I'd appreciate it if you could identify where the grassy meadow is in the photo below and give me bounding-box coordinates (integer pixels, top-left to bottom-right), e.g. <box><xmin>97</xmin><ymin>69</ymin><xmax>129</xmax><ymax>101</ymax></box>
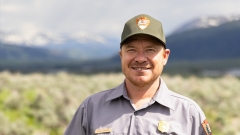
<box><xmin>0</xmin><ymin>71</ymin><xmax>240</xmax><ymax>135</ymax></box>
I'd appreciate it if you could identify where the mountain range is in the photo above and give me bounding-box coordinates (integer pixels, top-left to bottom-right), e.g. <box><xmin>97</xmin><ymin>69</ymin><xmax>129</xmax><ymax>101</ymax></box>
<box><xmin>171</xmin><ymin>14</ymin><xmax>240</xmax><ymax>34</ymax></box>
<box><xmin>168</xmin><ymin>19</ymin><xmax>240</xmax><ymax>61</ymax></box>
<box><xmin>1</xmin><ymin>14</ymin><xmax>240</xmax><ymax>73</ymax></box>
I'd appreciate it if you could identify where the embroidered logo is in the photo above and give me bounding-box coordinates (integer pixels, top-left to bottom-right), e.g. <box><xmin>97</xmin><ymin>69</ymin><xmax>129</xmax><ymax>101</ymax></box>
<box><xmin>136</xmin><ymin>16</ymin><xmax>150</xmax><ymax>29</ymax></box>
<box><xmin>158</xmin><ymin>120</ymin><xmax>170</xmax><ymax>133</ymax></box>
<box><xmin>202</xmin><ymin>119</ymin><xmax>212</xmax><ymax>135</ymax></box>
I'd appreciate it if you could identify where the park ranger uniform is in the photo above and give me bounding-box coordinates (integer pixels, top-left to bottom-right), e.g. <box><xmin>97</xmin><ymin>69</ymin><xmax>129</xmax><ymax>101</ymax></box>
<box><xmin>65</xmin><ymin>14</ymin><xmax>212</xmax><ymax>135</ymax></box>
<box><xmin>64</xmin><ymin>79</ymin><xmax>211</xmax><ymax>135</ymax></box>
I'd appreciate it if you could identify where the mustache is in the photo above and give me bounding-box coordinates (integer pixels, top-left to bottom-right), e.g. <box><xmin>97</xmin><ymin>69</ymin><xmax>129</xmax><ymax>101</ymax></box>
<box><xmin>130</xmin><ymin>62</ymin><xmax>151</xmax><ymax>67</ymax></box>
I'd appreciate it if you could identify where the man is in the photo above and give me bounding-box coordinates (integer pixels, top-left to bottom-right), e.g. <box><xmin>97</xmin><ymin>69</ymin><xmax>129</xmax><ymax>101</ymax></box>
<box><xmin>64</xmin><ymin>14</ymin><xmax>212</xmax><ymax>135</ymax></box>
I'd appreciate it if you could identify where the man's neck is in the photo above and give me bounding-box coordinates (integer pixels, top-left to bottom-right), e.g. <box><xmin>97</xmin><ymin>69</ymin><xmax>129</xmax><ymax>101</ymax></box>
<box><xmin>125</xmin><ymin>78</ymin><xmax>161</xmax><ymax>109</ymax></box>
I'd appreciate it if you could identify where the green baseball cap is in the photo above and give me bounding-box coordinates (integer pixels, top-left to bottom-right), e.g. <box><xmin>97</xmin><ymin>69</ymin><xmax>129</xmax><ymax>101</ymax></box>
<box><xmin>120</xmin><ymin>14</ymin><xmax>166</xmax><ymax>48</ymax></box>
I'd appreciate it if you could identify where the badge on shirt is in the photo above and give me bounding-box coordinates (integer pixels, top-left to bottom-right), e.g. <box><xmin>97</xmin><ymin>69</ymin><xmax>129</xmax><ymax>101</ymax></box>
<box><xmin>158</xmin><ymin>120</ymin><xmax>170</xmax><ymax>133</ymax></box>
<box><xmin>202</xmin><ymin>119</ymin><xmax>212</xmax><ymax>135</ymax></box>
<box><xmin>95</xmin><ymin>128</ymin><xmax>112</xmax><ymax>134</ymax></box>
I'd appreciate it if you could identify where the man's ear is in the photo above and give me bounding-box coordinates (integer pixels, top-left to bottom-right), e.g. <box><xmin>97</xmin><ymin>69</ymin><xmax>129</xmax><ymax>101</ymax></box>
<box><xmin>163</xmin><ymin>49</ymin><xmax>170</xmax><ymax>65</ymax></box>
<box><xmin>119</xmin><ymin>49</ymin><xmax>122</xmax><ymax>59</ymax></box>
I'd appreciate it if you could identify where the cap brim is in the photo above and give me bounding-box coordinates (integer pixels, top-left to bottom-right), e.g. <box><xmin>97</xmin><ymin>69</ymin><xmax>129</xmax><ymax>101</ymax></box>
<box><xmin>120</xmin><ymin>33</ymin><xmax>166</xmax><ymax>48</ymax></box>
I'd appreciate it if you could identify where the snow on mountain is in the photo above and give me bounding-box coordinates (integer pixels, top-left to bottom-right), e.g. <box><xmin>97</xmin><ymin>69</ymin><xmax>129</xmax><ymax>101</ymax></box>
<box><xmin>0</xmin><ymin>30</ymin><xmax>109</xmax><ymax>47</ymax></box>
<box><xmin>171</xmin><ymin>14</ymin><xmax>240</xmax><ymax>35</ymax></box>
<box><xmin>0</xmin><ymin>31</ymin><xmax>65</xmax><ymax>46</ymax></box>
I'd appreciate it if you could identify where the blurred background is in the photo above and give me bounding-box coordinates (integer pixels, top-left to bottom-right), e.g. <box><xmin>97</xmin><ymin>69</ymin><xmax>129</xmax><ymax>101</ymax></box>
<box><xmin>1</xmin><ymin>0</ymin><xmax>240</xmax><ymax>134</ymax></box>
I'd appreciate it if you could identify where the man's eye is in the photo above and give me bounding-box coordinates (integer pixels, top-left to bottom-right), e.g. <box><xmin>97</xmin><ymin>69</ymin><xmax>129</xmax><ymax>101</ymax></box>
<box><xmin>146</xmin><ymin>49</ymin><xmax>156</xmax><ymax>52</ymax></box>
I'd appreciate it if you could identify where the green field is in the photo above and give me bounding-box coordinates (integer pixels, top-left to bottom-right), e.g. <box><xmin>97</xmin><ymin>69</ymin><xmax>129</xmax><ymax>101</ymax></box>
<box><xmin>0</xmin><ymin>71</ymin><xmax>239</xmax><ymax>135</ymax></box>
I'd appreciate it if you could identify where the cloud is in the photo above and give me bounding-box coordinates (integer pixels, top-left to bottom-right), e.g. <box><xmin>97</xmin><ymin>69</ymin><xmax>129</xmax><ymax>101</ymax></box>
<box><xmin>1</xmin><ymin>0</ymin><xmax>240</xmax><ymax>46</ymax></box>
<box><xmin>0</xmin><ymin>22</ymin><xmax>65</xmax><ymax>46</ymax></box>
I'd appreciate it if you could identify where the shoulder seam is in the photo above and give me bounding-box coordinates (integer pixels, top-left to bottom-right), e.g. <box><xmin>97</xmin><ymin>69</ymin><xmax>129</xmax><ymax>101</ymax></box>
<box><xmin>168</xmin><ymin>90</ymin><xmax>199</xmax><ymax>107</ymax></box>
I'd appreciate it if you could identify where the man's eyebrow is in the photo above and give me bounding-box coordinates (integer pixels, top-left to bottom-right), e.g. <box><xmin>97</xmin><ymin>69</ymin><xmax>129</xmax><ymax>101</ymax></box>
<box><xmin>125</xmin><ymin>44</ymin><xmax>135</xmax><ymax>48</ymax></box>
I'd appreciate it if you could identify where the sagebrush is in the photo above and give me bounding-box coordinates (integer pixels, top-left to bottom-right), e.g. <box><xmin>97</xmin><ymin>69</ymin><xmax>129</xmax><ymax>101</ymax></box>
<box><xmin>0</xmin><ymin>71</ymin><xmax>239</xmax><ymax>135</ymax></box>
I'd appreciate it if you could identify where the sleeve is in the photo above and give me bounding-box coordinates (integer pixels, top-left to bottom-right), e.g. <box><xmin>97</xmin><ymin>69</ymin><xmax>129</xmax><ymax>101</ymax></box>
<box><xmin>64</xmin><ymin>102</ymin><xmax>88</xmax><ymax>135</ymax></box>
<box><xmin>188</xmin><ymin>104</ymin><xmax>212</xmax><ymax>135</ymax></box>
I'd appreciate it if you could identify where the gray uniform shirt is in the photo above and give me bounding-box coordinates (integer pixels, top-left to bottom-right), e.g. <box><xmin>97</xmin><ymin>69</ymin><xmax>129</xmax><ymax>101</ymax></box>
<box><xmin>65</xmin><ymin>79</ymin><xmax>209</xmax><ymax>135</ymax></box>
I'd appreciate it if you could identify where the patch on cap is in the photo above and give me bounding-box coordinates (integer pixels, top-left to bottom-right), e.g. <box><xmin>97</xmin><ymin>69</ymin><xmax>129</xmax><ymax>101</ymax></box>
<box><xmin>202</xmin><ymin>119</ymin><xmax>212</xmax><ymax>135</ymax></box>
<box><xmin>136</xmin><ymin>16</ymin><xmax>150</xmax><ymax>30</ymax></box>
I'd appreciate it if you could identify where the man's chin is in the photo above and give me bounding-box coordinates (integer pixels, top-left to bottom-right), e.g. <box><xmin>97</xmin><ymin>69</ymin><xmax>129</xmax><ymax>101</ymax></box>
<box><xmin>126</xmin><ymin>74</ymin><xmax>160</xmax><ymax>87</ymax></box>
<box><xmin>129</xmin><ymin>77</ymin><xmax>151</xmax><ymax>87</ymax></box>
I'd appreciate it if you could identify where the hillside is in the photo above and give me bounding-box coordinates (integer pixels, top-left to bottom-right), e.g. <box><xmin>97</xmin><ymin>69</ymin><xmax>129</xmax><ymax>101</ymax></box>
<box><xmin>0</xmin><ymin>43</ymin><xmax>75</xmax><ymax>73</ymax></box>
<box><xmin>43</xmin><ymin>39</ymin><xmax>119</xmax><ymax>60</ymax></box>
<box><xmin>167</xmin><ymin>20</ymin><xmax>240</xmax><ymax>61</ymax></box>
<box><xmin>0</xmin><ymin>42</ymin><xmax>70</xmax><ymax>61</ymax></box>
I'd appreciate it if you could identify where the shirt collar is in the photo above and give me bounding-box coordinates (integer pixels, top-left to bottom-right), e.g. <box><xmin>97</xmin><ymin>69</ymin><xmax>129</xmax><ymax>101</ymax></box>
<box><xmin>105</xmin><ymin>81</ymin><xmax>128</xmax><ymax>102</ymax></box>
<box><xmin>106</xmin><ymin>78</ymin><xmax>175</xmax><ymax>110</ymax></box>
<box><xmin>153</xmin><ymin>78</ymin><xmax>175</xmax><ymax>110</ymax></box>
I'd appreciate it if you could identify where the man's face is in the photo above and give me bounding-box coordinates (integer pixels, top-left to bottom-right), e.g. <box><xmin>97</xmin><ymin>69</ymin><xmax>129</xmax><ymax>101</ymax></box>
<box><xmin>119</xmin><ymin>35</ymin><xmax>170</xmax><ymax>87</ymax></box>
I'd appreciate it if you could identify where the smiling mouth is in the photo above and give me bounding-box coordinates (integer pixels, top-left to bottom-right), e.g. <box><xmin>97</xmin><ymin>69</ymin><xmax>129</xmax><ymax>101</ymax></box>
<box><xmin>132</xmin><ymin>67</ymin><xmax>150</xmax><ymax>70</ymax></box>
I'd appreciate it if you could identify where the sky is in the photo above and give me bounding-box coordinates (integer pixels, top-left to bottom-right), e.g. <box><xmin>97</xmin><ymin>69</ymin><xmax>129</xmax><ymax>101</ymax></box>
<box><xmin>1</xmin><ymin>0</ymin><xmax>240</xmax><ymax>46</ymax></box>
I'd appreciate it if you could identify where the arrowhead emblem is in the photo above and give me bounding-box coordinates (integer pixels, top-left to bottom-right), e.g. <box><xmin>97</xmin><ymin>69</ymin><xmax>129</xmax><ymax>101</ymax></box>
<box><xmin>136</xmin><ymin>16</ymin><xmax>150</xmax><ymax>30</ymax></box>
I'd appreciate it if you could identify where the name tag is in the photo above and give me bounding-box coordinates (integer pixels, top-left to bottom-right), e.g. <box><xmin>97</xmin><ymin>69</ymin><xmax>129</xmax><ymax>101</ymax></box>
<box><xmin>95</xmin><ymin>128</ymin><xmax>112</xmax><ymax>134</ymax></box>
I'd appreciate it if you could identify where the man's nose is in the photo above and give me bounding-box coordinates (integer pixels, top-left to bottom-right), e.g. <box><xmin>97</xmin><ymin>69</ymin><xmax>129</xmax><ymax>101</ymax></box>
<box><xmin>134</xmin><ymin>51</ymin><xmax>147</xmax><ymax>63</ymax></box>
